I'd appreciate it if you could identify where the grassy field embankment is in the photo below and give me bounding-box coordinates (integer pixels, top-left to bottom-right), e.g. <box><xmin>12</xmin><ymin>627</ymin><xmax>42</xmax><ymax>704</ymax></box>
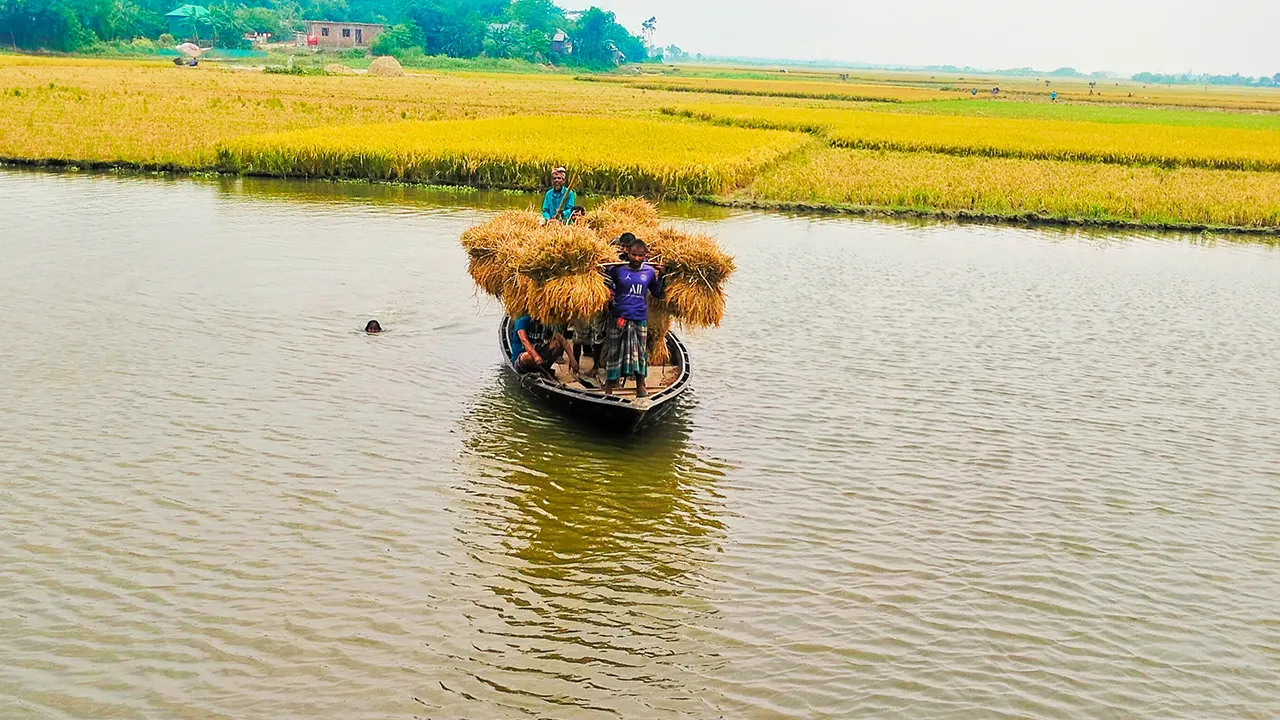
<box><xmin>576</xmin><ymin>75</ymin><xmax>968</xmax><ymax>102</ymax></box>
<box><xmin>2</xmin><ymin>55</ymin><xmax>1279</xmax><ymax>232</ymax></box>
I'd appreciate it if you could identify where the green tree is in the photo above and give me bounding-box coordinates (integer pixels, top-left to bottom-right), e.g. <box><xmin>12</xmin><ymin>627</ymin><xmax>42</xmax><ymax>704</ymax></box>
<box><xmin>207</xmin><ymin>3</ymin><xmax>283</xmax><ymax>47</ymax></box>
<box><xmin>0</xmin><ymin>0</ymin><xmax>93</xmax><ymax>49</ymax></box>
<box><xmin>370</xmin><ymin>21</ymin><xmax>419</xmax><ymax>55</ymax></box>
<box><xmin>84</xmin><ymin>0</ymin><xmax>164</xmax><ymax>41</ymax></box>
<box><xmin>237</xmin><ymin>6</ymin><xmax>282</xmax><ymax>35</ymax></box>
<box><xmin>607</xmin><ymin>19</ymin><xmax>644</xmax><ymax>63</ymax></box>
<box><xmin>569</xmin><ymin>6</ymin><xmax>646</xmax><ymax>67</ymax></box>
<box><xmin>344</xmin><ymin>0</ymin><xmax>390</xmax><ymax>23</ymax></box>
<box><xmin>508</xmin><ymin>0</ymin><xmax>562</xmax><ymax>35</ymax></box>
<box><xmin>482</xmin><ymin>21</ymin><xmax>522</xmax><ymax>58</ymax></box>
<box><xmin>569</xmin><ymin>6</ymin><xmax>611</xmax><ymax>66</ymax></box>
<box><xmin>296</xmin><ymin>0</ymin><xmax>353</xmax><ymax>23</ymax></box>
<box><xmin>401</xmin><ymin>0</ymin><xmax>488</xmax><ymax>57</ymax></box>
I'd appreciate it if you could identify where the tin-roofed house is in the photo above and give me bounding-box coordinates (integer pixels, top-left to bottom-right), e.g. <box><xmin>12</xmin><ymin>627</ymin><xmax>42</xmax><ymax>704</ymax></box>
<box><xmin>303</xmin><ymin>20</ymin><xmax>385</xmax><ymax>49</ymax></box>
<box><xmin>549</xmin><ymin>30</ymin><xmax>570</xmax><ymax>55</ymax></box>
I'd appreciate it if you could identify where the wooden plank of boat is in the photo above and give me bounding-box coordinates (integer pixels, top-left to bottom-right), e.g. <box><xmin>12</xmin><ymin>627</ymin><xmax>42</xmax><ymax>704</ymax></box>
<box><xmin>498</xmin><ymin>316</ymin><xmax>691</xmax><ymax>434</ymax></box>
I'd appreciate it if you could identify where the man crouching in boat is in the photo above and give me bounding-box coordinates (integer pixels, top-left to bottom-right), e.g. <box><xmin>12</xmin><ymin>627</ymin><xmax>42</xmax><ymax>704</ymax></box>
<box><xmin>604</xmin><ymin>237</ymin><xmax>664</xmax><ymax>399</ymax></box>
<box><xmin>512</xmin><ymin>315</ymin><xmax>579</xmax><ymax>377</ymax></box>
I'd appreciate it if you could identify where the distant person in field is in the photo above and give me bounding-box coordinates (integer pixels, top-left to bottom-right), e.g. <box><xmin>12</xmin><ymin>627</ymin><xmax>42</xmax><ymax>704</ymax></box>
<box><xmin>541</xmin><ymin>167</ymin><xmax>576</xmax><ymax>225</ymax></box>
<box><xmin>568</xmin><ymin>205</ymin><xmax>586</xmax><ymax>225</ymax></box>
<box><xmin>604</xmin><ymin>238</ymin><xmax>665</xmax><ymax>399</ymax></box>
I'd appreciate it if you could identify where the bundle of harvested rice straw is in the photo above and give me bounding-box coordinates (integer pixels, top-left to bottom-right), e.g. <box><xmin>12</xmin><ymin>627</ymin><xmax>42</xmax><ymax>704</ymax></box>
<box><xmin>461</xmin><ymin>198</ymin><xmax>735</xmax><ymax>364</ymax></box>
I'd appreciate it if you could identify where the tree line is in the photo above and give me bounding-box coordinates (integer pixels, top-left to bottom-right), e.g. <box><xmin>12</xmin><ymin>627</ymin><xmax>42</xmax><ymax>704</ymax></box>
<box><xmin>1131</xmin><ymin>71</ymin><xmax>1280</xmax><ymax>88</ymax></box>
<box><xmin>0</xmin><ymin>0</ymin><xmax>655</xmax><ymax>67</ymax></box>
<box><xmin>376</xmin><ymin>0</ymin><xmax>647</xmax><ymax>67</ymax></box>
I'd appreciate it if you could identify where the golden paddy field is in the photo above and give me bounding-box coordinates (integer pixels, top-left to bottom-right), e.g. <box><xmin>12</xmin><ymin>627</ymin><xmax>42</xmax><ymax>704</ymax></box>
<box><xmin>747</xmin><ymin>146</ymin><xmax>1280</xmax><ymax>228</ymax></box>
<box><xmin>218</xmin><ymin>116</ymin><xmax>811</xmax><ymax>196</ymax></box>
<box><xmin>663</xmin><ymin>104</ymin><xmax>1280</xmax><ymax>170</ymax></box>
<box><xmin>2</xmin><ymin>54</ymin><xmax>1279</xmax><ymax>231</ymax></box>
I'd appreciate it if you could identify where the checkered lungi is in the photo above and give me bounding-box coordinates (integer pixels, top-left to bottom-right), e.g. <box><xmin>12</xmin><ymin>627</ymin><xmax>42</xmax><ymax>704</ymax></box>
<box><xmin>605</xmin><ymin>317</ymin><xmax>647</xmax><ymax>382</ymax></box>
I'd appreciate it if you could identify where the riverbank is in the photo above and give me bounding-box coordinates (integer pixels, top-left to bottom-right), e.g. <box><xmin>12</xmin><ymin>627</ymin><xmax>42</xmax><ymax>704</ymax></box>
<box><xmin>11</xmin><ymin>160</ymin><xmax>1278</xmax><ymax>240</ymax></box>
<box><xmin>3</xmin><ymin>55</ymin><xmax>1278</xmax><ymax>233</ymax></box>
<box><xmin>713</xmin><ymin>196</ymin><xmax>1280</xmax><ymax>238</ymax></box>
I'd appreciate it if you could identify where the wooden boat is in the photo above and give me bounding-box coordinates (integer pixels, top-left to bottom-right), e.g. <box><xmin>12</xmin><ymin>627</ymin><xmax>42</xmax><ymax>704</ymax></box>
<box><xmin>499</xmin><ymin>316</ymin><xmax>691</xmax><ymax>434</ymax></box>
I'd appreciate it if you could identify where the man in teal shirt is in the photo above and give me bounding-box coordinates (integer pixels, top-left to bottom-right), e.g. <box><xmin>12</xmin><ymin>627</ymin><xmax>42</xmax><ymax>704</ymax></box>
<box><xmin>541</xmin><ymin>167</ymin><xmax>576</xmax><ymax>224</ymax></box>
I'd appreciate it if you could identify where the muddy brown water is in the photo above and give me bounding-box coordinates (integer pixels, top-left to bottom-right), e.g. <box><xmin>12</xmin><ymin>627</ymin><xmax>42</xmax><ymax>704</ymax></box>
<box><xmin>2</xmin><ymin>169</ymin><xmax>1279</xmax><ymax>719</ymax></box>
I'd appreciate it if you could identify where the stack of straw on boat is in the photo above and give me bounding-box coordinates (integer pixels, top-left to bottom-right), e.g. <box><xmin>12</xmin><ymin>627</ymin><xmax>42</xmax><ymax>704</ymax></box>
<box><xmin>644</xmin><ymin>227</ymin><xmax>735</xmax><ymax>364</ymax></box>
<box><xmin>461</xmin><ymin>198</ymin><xmax>735</xmax><ymax>364</ymax></box>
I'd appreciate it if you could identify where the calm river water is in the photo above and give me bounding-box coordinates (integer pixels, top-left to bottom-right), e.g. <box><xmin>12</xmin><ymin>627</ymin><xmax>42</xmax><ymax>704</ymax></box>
<box><xmin>2</xmin><ymin>169</ymin><xmax>1279</xmax><ymax>719</ymax></box>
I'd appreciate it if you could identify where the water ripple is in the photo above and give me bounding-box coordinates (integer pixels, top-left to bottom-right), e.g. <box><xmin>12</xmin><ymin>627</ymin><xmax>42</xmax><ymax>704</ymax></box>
<box><xmin>2</xmin><ymin>170</ymin><xmax>1279</xmax><ymax>719</ymax></box>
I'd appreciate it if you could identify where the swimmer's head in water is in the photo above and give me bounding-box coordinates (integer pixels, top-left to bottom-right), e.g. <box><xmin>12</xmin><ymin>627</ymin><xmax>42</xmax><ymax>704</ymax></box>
<box><xmin>365</xmin><ymin>320</ymin><xmax>382</xmax><ymax>334</ymax></box>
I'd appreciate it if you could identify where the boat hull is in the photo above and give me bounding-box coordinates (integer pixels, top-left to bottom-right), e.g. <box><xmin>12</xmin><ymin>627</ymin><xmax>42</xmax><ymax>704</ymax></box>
<box><xmin>498</xmin><ymin>317</ymin><xmax>691</xmax><ymax>434</ymax></box>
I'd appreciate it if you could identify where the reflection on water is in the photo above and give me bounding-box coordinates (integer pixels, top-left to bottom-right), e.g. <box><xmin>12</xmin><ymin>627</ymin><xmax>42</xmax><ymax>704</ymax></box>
<box><xmin>452</xmin><ymin>375</ymin><xmax>727</xmax><ymax>716</ymax></box>
<box><xmin>216</xmin><ymin>174</ymin><xmax>539</xmax><ymax>213</ymax></box>
<box><xmin>464</xmin><ymin>374</ymin><xmax>724</xmax><ymax>582</ymax></box>
<box><xmin>214</xmin><ymin>174</ymin><xmax>739</xmax><ymax>221</ymax></box>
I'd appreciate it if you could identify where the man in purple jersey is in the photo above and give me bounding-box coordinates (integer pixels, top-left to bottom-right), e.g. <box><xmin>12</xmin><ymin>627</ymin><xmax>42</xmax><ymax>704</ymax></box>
<box><xmin>576</xmin><ymin>231</ymin><xmax>636</xmax><ymax>377</ymax></box>
<box><xmin>604</xmin><ymin>237</ymin><xmax>665</xmax><ymax>399</ymax></box>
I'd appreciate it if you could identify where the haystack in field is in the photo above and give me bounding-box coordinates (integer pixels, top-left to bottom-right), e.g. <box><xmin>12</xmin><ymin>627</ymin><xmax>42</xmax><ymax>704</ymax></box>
<box><xmin>368</xmin><ymin>56</ymin><xmax>405</xmax><ymax>77</ymax></box>
<box><xmin>325</xmin><ymin>63</ymin><xmax>358</xmax><ymax>75</ymax></box>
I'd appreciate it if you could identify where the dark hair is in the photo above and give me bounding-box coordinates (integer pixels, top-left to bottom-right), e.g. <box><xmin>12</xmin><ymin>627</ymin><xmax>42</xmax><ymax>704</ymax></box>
<box><xmin>365</xmin><ymin>320</ymin><xmax>382</xmax><ymax>333</ymax></box>
<box><xmin>571</xmin><ymin>205</ymin><xmax>585</xmax><ymax>214</ymax></box>
<box><xmin>626</xmin><ymin>238</ymin><xmax>648</xmax><ymax>252</ymax></box>
<box><xmin>618</xmin><ymin>232</ymin><xmax>637</xmax><ymax>244</ymax></box>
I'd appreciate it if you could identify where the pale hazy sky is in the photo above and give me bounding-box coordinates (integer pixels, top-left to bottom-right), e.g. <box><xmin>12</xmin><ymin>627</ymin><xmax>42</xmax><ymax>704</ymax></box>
<box><xmin>579</xmin><ymin>1</ymin><xmax>1279</xmax><ymax>76</ymax></box>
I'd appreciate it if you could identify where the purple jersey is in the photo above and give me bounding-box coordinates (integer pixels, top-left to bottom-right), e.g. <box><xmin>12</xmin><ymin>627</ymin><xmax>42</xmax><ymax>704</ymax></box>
<box><xmin>610</xmin><ymin>264</ymin><xmax>660</xmax><ymax>322</ymax></box>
